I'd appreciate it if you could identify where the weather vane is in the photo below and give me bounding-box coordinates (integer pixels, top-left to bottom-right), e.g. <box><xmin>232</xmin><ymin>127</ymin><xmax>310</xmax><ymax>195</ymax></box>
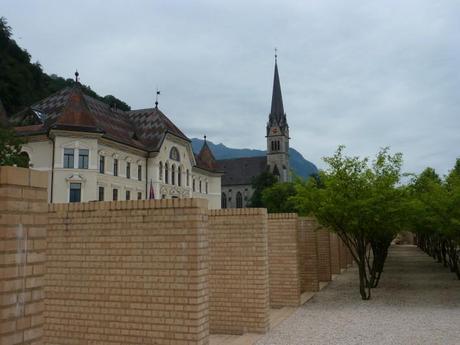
<box><xmin>274</xmin><ymin>48</ymin><xmax>278</xmax><ymax>61</ymax></box>
<box><xmin>75</xmin><ymin>70</ymin><xmax>79</xmax><ymax>83</ymax></box>
<box><xmin>155</xmin><ymin>88</ymin><xmax>160</xmax><ymax>108</ymax></box>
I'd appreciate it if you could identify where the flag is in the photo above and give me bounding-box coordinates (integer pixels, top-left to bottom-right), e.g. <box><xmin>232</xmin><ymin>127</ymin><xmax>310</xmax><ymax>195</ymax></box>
<box><xmin>149</xmin><ymin>179</ymin><xmax>155</xmax><ymax>199</ymax></box>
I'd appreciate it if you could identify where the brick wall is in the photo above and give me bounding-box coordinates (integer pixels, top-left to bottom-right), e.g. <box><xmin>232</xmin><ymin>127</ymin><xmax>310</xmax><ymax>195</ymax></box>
<box><xmin>298</xmin><ymin>217</ymin><xmax>319</xmax><ymax>292</ymax></box>
<box><xmin>208</xmin><ymin>209</ymin><xmax>269</xmax><ymax>334</ymax></box>
<box><xmin>329</xmin><ymin>233</ymin><xmax>341</xmax><ymax>275</ymax></box>
<box><xmin>316</xmin><ymin>228</ymin><xmax>332</xmax><ymax>282</ymax></box>
<box><xmin>0</xmin><ymin>166</ymin><xmax>48</xmax><ymax>345</ymax></box>
<box><xmin>46</xmin><ymin>198</ymin><xmax>209</xmax><ymax>345</ymax></box>
<box><xmin>267</xmin><ymin>213</ymin><xmax>301</xmax><ymax>308</ymax></box>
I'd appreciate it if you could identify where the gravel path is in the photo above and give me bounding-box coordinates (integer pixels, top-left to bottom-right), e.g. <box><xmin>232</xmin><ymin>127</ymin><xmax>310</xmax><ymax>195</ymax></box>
<box><xmin>256</xmin><ymin>245</ymin><xmax>460</xmax><ymax>345</ymax></box>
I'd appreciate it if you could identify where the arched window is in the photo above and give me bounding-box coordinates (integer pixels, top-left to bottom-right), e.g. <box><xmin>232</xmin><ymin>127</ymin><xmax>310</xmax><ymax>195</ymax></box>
<box><xmin>159</xmin><ymin>161</ymin><xmax>163</xmax><ymax>180</ymax></box>
<box><xmin>178</xmin><ymin>166</ymin><xmax>182</xmax><ymax>186</ymax></box>
<box><xmin>271</xmin><ymin>141</ymin><xmax>274</xmax><ymax>151</ymax></box>
<box><xmin>236</xmin><ymin>192</ymin><xmax>243</xmax><ymax>208</ymax></box>
<box><xmin>186</xmin><ymin>169</ymin><xmax>190</xmax><ymax>186</ymax></box>
<box><xmin>199</xmin><ymin>180</ymin><xmax>202</xmax><ymax>193</ymax></box>
<box><xmin>221</xmin><ymin>193</ymin><xmax>227</xmax><ymax>208</ymax></box>
<box><xmin>169</xmin><ymin>147</ymin><xmax>180</xmax><ymax>161</ymax></box>
<box><xmin>171</xmin><ymin>165</ymin><xmax>176</xmax><ymax>185</ymax></box>
<box><xmin>205</xmin><ymin>182</ymin><xmax>208</xmax><ymax>194</ymax></box>
<box><xmin>165</xmin><ymin>163</ymin><xmax>169</xmax><ymax>184</ymax></box>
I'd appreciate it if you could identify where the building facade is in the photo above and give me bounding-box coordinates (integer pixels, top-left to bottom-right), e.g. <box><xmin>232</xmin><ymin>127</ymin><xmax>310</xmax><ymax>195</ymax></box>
<box><xmin>10</xmin><ymin>83</ymin><xmax>222</xmax><ymax>208</ymax></box>
<box><xmin>218</xmin><ymin>57</ymin><xmax>291</xmax><ymax>208</ymax></box>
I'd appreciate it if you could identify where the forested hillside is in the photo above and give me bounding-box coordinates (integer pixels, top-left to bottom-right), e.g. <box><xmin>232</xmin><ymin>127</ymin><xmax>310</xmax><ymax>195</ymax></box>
<box><xmin>0</xmin><ymin>17</ymin><xmax>130</xmax><ymax>115</ymax></box>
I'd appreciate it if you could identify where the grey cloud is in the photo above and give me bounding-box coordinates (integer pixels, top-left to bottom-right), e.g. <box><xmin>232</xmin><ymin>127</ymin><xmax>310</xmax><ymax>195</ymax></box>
<box><xmin>2</xmin><ymin>0</ymin><xmax>459</xmax><ymax>175</ymax></box>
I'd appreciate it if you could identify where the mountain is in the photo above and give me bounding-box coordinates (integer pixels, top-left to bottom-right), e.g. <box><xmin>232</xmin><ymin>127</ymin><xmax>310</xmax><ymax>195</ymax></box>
<box><xmin>191</xmin><ymin>138</ymin><xmax>318</xmax><ymax>179</ymax></box>
<box><xmin>0</xmin><ymin>17</ymin><xmax>130</xmax><ymax>115</ymax></box>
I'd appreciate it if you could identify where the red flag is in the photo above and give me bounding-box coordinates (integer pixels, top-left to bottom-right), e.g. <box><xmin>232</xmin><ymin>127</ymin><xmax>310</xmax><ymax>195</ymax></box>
<box><xmin>149</xmin><ymin>180</ymin><xmax>155</xmax><ymax>199</ymax></box>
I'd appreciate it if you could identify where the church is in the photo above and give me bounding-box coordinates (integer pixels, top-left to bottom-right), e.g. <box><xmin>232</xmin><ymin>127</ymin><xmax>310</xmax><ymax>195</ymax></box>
<box><xmin>6</xmin><ymin>56</ymin><xmax>290</xmax><ymax>210</ymax></box>
<box><xmin>215</xmin><ymin>56</ymin><xmax>291</xmax><ymax>208</ymax></box>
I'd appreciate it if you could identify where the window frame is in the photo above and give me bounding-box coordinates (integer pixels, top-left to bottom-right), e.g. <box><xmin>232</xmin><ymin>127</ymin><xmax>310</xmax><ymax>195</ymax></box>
<box><xmin>99</xmin><ymin>155</ymin><xmax>105</xmax><ymax>174</ymax></box>
<box><xmin>63</xmin><ymin>148</ymin><xmax>75</xmax><ymax>169</ymax></box>
<box><xmin>113</xmin><ymin>188</ymin><xmax>118</xmax><ymax>201</ymax></box>
<box><xmin>126</xmin><ymin>162</ymin><xmax>131</xmax><ymax>179</ymax></box>
<box><xmin>98</xmin><ymin>186</ymin><xmax>104</xmax><ymax>201</ymax></box>
<box><xmin>113</xmin><ymin>159</ymin><xmax>118</xmax><ymax>176</ymax></box>
<box><xmin>69</xmin><ymin>183</ymin><xmax>81</xmax><ymax>203</ymax></box>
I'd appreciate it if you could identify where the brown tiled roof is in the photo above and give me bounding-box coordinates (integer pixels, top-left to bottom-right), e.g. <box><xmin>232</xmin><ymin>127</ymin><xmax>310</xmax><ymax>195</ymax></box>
<box><xmin>216</xmin><ymin>156</ymin><xmax>267</xmax><ymax>186</ymax></box>
<box><xmin>194</xmin><ymin>141</ymin><xmax>221</xmax><ymax>173</ymax></box>
<box><xmin>10</xmin><ymin>85</ymin><xmax>189</xmax><ymax>151</ymax></box>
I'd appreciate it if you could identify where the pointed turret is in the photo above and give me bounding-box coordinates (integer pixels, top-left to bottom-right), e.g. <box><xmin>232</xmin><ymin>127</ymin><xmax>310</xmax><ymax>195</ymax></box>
<box><xmin>53</xmin><ymin>85</ymin><xmax>101</xmax><ymax>132</ymax></box>
<box><xmin>196</xmin><ymin>136</ymin><xmax>218</xmax><ymax>171</ymax></box>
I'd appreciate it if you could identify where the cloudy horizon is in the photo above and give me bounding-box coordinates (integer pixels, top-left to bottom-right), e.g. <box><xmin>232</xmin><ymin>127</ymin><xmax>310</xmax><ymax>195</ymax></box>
<box><xmin>2</xmin><ymin>0</ymin><xmax>459</xmax><ymax>175</ymax></box>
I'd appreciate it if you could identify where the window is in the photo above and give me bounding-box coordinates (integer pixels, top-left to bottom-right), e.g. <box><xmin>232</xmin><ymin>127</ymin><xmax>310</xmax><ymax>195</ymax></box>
<box><xmin>178</xmin><ymin>166</ymin><xmax>182</xmax><ymax>186</ymax></box>
<box><xmin>98</xmin><ymin>186</ymin><xmax>104</xmax><ymax>201</ymax></box>
<box><xmin>126</xmin><ymin>162</ymin><xmax>131</xmax><ymax>179</ymax></box>
<box><xmin>221</xmin><ymin>193</ymin><xmax>227</xmax><ymax>208</ymax></box>
<box><xmin>165</xmin><ymin>163</ymin><xmax>169</xmax><ymax>184</ymax></box>
<box><xmin>159</xmin><ymin>162</ymin><xmax>163</xmax><ymax>181</ymax></box>
<box><xmin>113</xmin><ymin>188</ymin><xmax>118</xmax><ymax>201</ymax></box>
<box><xmin>137</xmin><ymin>192</ymin><xmax>142</xmax><ymax>200</ymax></box>
<box><xmin>113</xmin><ymin>159</ymin><xmax>118</xmax><ymax>176</ymax></box>
<box><xmin>186</xmin><ymin>169</ymin><xmax>190</xmax><ymax>186</ymax></box>
<box><xmin>126</xmin><ymin>190</ymin><xmax>131</xmax><ymax>200</ymax></box>
<box><xmin>99</xmin><ymin>156</ymin><xmax>105</xmax><ymax>173</ymax></box>
<box><xmin>236</xmin><ymin>191</ymin><xmax>243</xmax><ymax>208</ymax></box>
<box><xmin>205</xmin><ymin>182</ymin><xmax>208</xmax><ymax>194</ymax></box>
<box><xmin>69</xmin><ymin>183</ymin><xmax>81</xmax><ymax>202</ymax></box>
<box><xmin>171</xmin><ymin>165</ymin><xmax>176</xmax><ymax>185</ymax></box>
<box><xmin>169</xmin><ymin>147</ymin><xmax>180</xmax><ymax>161</ymax></box>
<box><xmin>192</xmin><ymin>179</ymin><xmax>195</xmax><ymax>192</ymax></box>
<box><xmin>199</xmin><ymin>180</ymin><xmax>202</xmax><ymax>193</ymax></box>
<box><xmin>138</xmin><ymin>165</ymin><xmax>142</xmax><ymax>181</ymax></box>
<box><xmin>64</xmin><ymin>148</ymin><xmax>74</xmax><ymax>168</ymax></box>
<box><xmin>78</xmin><ymin>149</ymin><xmax>89</xmax><ymax>169</ymax></box>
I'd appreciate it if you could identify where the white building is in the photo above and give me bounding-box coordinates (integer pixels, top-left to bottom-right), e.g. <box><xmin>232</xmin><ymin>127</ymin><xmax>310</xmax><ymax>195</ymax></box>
<box><xmin>10</xmin><ymin>84</ymin><xmax>222</xmax><ymax>208</ymax></box>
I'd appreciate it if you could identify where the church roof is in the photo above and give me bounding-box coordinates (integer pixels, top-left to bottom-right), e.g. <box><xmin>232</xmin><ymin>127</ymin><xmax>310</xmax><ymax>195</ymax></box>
<box><xmin>10</xmin><ymin>85</ymin><xmax>189</xmax><ymax>151</ymax></box>
<box><xmin>216</xmin><ymin>156</ymin><xmax>267</xmax><ymax>186</ymax></box>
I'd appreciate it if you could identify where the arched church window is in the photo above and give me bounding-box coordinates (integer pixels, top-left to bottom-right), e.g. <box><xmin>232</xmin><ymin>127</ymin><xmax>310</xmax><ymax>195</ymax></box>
<box><xmin>236</xmin><ymin>192</ymin><xmax>243</xmax><ymax>208</ymax></box>
<box><xmin>186</xmin><ymin>169</ymin><xmax>190</xmax><ymax>186</ymax></box>
<box><xmin>165</xmin><ymin>163</ymin><xmax>169</xmax><ymax>184</ymax></box>
<box><xmin>221</xmin><ymin>193</ymin><xmax>227</xmax><ymax>209</ymax></box>
<box><xmin>178</xmin><ymin>166</ymin><xmax>182</xmax><ymax>186</ymax></box>
<box><xmin>169</xmin><ymin>147</ymin><xmax>180</xmax><ymax>161</ymax></box>
<box><xmin>159</xmin><ymin>161</ymin><xmax>163</xmax><ymax>180</ymax></box>
<box><xmin>171</xmin><ymin>165</ymin><xmax>176</xmax><ymax>185</ymax></box>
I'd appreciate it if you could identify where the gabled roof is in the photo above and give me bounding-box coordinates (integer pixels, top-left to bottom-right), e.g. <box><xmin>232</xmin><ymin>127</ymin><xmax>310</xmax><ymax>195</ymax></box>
<box><xmin>216</xmin><ymin>156</ymin><xmax>267</xmax><ymax>186</ymax></box>
<box><xmin>10</xmin><ymin>85</ymin><xmax>190</xmax><ymax>152</ymax></box>
<box><xmin>127</xmin><ymin>107</ymin><xmax>189</xmax><ymax>151</ymax></box>
<box><xmin>195</xmin><ymin>140</ymin><xmax>220</xmax><ymax>172</ymax></box>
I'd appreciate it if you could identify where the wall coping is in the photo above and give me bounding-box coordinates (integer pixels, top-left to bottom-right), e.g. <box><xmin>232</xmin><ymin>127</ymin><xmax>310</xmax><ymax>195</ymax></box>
<box><xmin>268</xmin><ymin>213</ymin><xmax>298</xmax><ymax>219</ymax></box>
<box><xmin>49</xmin><ymin>197</ymin><xmax>209</xmax><ymax>212</ymax></box>
<box><xmin>209</xmin><ymin>208</ymin><xmax>267</xmax><ymax>216</ymax></box>
<box><xmin>0</xmin><ymin>166</ymin><xmax>48</xmax><ymax>188</ymax></box>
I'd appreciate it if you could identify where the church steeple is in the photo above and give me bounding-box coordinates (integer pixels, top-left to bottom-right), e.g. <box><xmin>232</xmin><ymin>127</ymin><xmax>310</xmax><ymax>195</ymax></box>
<box><xmin>266</xmin><ymin>53</ymin><xmax>290</xmax><ymax>182</ymax></box>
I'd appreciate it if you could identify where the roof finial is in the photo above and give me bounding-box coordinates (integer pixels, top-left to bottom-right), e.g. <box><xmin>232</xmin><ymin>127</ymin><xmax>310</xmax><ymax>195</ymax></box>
<box><xmin>75</xmin><ymin>70</ymin><xmax>80</xmax><ymax>83</ymax></box>
<box><xmin>204</xmin><ymin>134</ymin><xmax>207</xmax><ymax>143</ymax></box>
<box><xmin>155</xmin><ymin>88</ymin><xmax>160</xmax><ymax>108</ymax></box>
<box><xmin>274</xmin><ymin>47</ymin><xmax>278</xmax><ymax>63</ymax></box>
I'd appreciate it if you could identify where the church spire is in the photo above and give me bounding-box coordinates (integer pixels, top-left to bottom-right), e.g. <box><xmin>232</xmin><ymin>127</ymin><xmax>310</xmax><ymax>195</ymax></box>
<box><xmin>268</xmin><ymin>53</ymin><xmax>287</xmax><ymax>130</ymax></box>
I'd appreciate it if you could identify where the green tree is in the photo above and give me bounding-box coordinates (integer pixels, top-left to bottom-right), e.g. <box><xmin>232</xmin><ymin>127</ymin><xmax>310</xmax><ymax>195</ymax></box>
<box><xmin>248</xmin><ymin>171</ymin><xmax>277</xmax><ymax>207</ymax></box>
<box><xmin>292</xmin><ymin>146</ymin><xmax>404</xmax><ymax>299</ymax></box>
<box><xmin>261</xmin><ymin>182</ymin><xmax>297</xmax><ymax>213</ymax></box>
<box><xmin>0</xmin><ymin>126</ymin><xmax>28</xmax><ymax>167</ymax></box>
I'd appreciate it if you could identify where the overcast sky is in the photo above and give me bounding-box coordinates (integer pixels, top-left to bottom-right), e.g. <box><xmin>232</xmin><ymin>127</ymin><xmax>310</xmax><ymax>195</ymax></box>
<box><xmin>2</xmin><ymin>0</ymin><xmax>459</xmax><ymax>175</ymax></box>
